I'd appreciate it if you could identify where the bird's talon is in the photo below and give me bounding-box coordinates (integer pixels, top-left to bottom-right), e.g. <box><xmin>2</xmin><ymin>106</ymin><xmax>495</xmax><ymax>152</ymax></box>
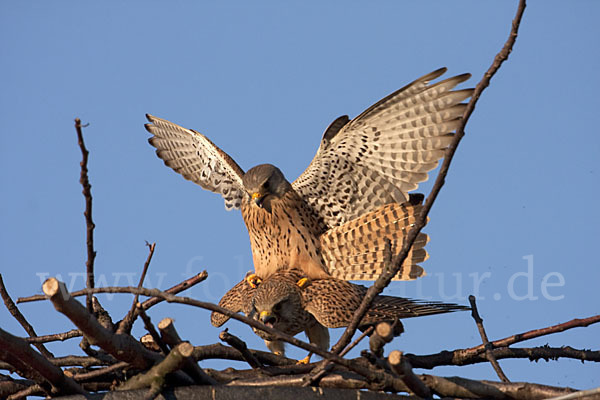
<box><xmin>296</xmin><ymin>277</ymin><xmax>309</xmax><ymax>289</ymax></box>
<box><xmin>297</xmin><ymin>355</ymin><xmax>311</xmax><ymax>364</ymax></box>
<box><xmin>246</xmin><ymin>274</ymin><xmax>262</xmax><ymax>288</ymax></box>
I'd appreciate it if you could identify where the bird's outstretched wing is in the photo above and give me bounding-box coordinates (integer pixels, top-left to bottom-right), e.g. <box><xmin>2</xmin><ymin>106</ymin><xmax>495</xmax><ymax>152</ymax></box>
<box><xmin>302</xmin><ymin>279</ymin><xmax>469</xmax><ymax>328</ymax></box>
<box><xmin>210</xmin><ymin>277</ymin><xmax>256</xmax><ymax>327</ymax></box>
<box><xmin>292</xmin><ymin>68</ymin><xmax>472</xmax><ymax>227</ymax></box>
<box><xmin>145</xmin><ymin>114</ymin><xmax>247</xmax><ymax>210</ymax></box>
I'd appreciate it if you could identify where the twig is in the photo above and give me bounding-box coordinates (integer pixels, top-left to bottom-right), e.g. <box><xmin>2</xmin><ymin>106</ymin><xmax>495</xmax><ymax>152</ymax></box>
<box><xmin>302</xmin><ymin>326</ymin><xmax>374</xmax><ymax>387</ymax></box>
<box><xmin>388</xmin><ymin>351</ymin><xmax>432</xmax><ymax>399</ymax></box>
<box><xmin>219</xmin><ymin>329</ymin><xmax>264</xmax><ymax>370</ymax></box>
<box><xmin>469</xmin><ymin>295</ymin><xmax>509</xmax><ymax>382</ymax></box>
<box><xmin>407</xmin><ymin>345</ymin><xmax>600</xmax><ymax>370</ymax></box>
<box><xmin>137</xmin><ymin>304</ymin><xmax>170</xmax><ymax>355</ymax></box>
<box><xmin>17</xmin><ymin>270</ymin><xmax>208</xmax><ymax>304</ymax></box>
<box><xmin>74</xmin><ymin>118</ymin><xmax>96</xmax><ymax>313</ymax></box>
<box><xmin>25</xmin><ymin>329</ymin><xmax>82</xmax><ymax>344</ymax></box>
<box><xmin>118</xmin><ymin>242</ymin><xmax>157</xmax><ymax>334</ymax></box>
<box><xmin>330</xmin><ymin>0</ymin><xmax>528</xmax><ymax>355</ymax></box>
<box><xmin>72</xmin><ymin>361</ymin><xmax>130</xmax><ymax>382</ymax></box>
<box><xmin>0</xmin><ymin>274</ymin><xmax>54</xmax><ymax>358</ymax></box>
<box><xmin>406</xmin><ymin>313</ymin><xmax>600</xmax><ymax>369</ymax></box>
<box><xmin>0</xmin><ymin>327</ymin><xmax>87</xmax><ymax>396</ymax></box>
<box><xmin>192</xmin><ymin>343</ymin><xmax>295</xmax><ymax>366</ymax></box>
<box><xmin>7</xmin><ymin>384</ymin><xmax>44</xmax><ymax>400</ymax></box>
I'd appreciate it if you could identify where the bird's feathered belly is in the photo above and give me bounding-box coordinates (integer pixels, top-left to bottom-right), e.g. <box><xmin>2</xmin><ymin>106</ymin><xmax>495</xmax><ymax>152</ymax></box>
<box><xmin>241</xmin><ymin>192</ymin><xmax>329</xmax><ymax>280</ymax></box>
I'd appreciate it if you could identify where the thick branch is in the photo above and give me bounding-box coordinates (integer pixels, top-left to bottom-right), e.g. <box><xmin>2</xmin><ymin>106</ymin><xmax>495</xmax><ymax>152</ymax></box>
<box><xmin>42</xmin><ymin>278</ymin><xmax>162</xmax><ymax>369</ymax></box>
<box><xmin>421</xmin><ymin>374</ymin><xmax>574</xmax><ymax>400</ymax></box>
<box><xmin>158</xmin><ymin>318</ymin><xmax>217</xmax><ymax>385</ymax></box>
<box><xmin>0</xmin><ymin>327</ymin><xmax>86</xmax><ymax>396</ymax></box>
<box><xmin>117</xmin><ymin>342</ymin><xmax>195</xmax><ymax>391</ymax></box>
<box><xmin>219</xmin><ymin>329</ymin><xmax>264</xmax><ymax>370</ymax></box>
<box><xmin>67</xmin><ymin>284</ymin><xmax>406</xmax><ymax>390</ymax></box>
<box><xmin>388</xmin><ymin>351</ymin><xmax>431</xmax><ymax>399</ymax></box>
<box><xmin>74</xmin><ymin>118</ymin><xmax>96</xmax><ymax>313</ymax></box>
<box><xmin>331</xmin><ymin>0</ymin><xmax>527</xmax><ymax>354</ymax></box>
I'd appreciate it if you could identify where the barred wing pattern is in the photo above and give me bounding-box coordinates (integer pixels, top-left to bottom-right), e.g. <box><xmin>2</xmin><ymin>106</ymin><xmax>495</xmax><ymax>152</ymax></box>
<box><xmin>293</xmin><ymin>68</ymin><xmax>472</xmax><ymax>228</ymax></box>
<box><xmin>145</xmin><ymin>114</ymin><xmax>247</xmax><ymax>210</ymax></box>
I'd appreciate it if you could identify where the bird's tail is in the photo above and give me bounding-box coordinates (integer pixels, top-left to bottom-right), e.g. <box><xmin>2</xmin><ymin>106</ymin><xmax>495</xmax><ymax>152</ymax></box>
<box><xmin>320</xmin><ymin>197</ymin><xmax>429</xmax><ymax>281</ymax></box>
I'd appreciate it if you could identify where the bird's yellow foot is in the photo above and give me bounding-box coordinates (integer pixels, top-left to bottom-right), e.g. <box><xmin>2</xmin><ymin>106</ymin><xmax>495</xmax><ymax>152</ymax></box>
<box><xmin>246</xmin><ymin>273</ymin><xmax>262</xmax><ymax>288</ymax></box>
<box><xmin>296</xmin><ymin>277</ymin><xmax>309</xmax><ymax>289</ymax></box>
<box><xmin>297</xmin><ymin>354</ymin><xmax>312</xmax><ymax>364</ymax></box>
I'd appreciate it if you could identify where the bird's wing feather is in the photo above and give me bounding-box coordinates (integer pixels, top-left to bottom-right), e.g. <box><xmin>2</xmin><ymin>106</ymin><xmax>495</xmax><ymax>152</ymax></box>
<box><xmin>302</xmin><ymin>279</ymin><xmax>468</xmax><ymax>328</ymax></box>
<box><xmin>210</xmin><ymin>278</ymin><xmax>256</xmax><ymax>327</ymax></box>
<box><xmin>145</xmin><ymin>114</ymin><xmax>247</xmax><ymax>210</ymax></box>
<box><xmin>292</xmin><ymin>68</ymin><xmax>472</xmax><ymax>227</ymax></box>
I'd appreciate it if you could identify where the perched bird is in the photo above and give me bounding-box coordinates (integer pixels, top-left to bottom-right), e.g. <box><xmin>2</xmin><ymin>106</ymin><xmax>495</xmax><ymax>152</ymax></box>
<box><xmin>146</xmin><ymin>68</ymin><xmax>472</xmax><ymax>284</ymax></box>
<box><xmin>211</xmin><ymin>270</ymin><xmax>469</xmax><ymax>358</ymax></box>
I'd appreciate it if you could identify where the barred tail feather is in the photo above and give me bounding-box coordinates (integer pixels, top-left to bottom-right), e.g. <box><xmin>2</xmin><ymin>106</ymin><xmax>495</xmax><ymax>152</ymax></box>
<box><xmin>320</xmin><ymin>201</ymin><xmax>429</xmax><ymax>281</ymax></box>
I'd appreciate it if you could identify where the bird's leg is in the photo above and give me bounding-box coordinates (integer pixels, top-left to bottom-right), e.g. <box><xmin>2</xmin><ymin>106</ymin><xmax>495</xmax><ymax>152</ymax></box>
<box><xmin>297</xmin><ymin>353</ymin><xmax>312</xmax><ymax>364</ymax></box>
<box><xmin>265</xmin><ymin>339</ymin><xmax>285</xmax><ymax>356</ymax></box>
<box><xmin>246</xmin><ymin>273</ymin><xmax>262</xmax><ymax>288</ymax></box>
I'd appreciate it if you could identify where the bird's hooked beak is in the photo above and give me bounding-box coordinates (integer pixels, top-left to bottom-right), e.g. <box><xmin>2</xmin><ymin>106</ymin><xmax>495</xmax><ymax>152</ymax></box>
<box><xmin>252</xmin><ymin>192</ymin><xmax>264</xmax><ymax>208</ymax></box>
<box><xmin>260</xmin><ymin>310</ymin><xmax>276</xmax><ymax>327</ymax></box>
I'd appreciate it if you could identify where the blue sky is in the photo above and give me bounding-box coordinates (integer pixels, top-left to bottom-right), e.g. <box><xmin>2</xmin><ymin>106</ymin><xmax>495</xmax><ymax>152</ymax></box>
<box><xmin>1</xmin><ymin>1</ymin><xmax>598</xmax><ymax>390</ymax></box>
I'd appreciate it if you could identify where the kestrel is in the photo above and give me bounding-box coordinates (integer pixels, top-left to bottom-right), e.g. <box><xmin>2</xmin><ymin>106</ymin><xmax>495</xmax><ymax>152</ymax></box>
<box><xmin>146</xmin><ymin>68</ymin><xmax>472</xmax><ymax>283</ymax></box>
<box><xmin>211</xmin><ymin>270</ymin><xmax>468</xmax><ymax>357</ymax></box>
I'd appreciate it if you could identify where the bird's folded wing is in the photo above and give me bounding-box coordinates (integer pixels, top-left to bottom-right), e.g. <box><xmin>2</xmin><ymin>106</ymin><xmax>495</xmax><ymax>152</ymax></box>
<box><xmin>302</xmin><ymin>279</ymin><xmax>469</xmax><ymax>328</ymax></box>
<box><xmin>145</xmin><ymin>114</ymin><xmax>247</xmax><ymax>210</ymax></box>
<box><xmin>292</xmin><ymin>68</ymin><xmax>472</xmax><ymax>227</ymax></box>
<box><xmin>210</xmin><ymin>277</ymin><xmax>256</xmax><ymax>327</ymax></box>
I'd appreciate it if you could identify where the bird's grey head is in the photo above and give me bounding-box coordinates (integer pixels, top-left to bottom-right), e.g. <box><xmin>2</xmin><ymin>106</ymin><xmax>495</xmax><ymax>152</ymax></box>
<box><xmin>251</xmin><ymin>279</ymin><xmax>302</xmax><ymax>330</ymax></box>
<box><xmin>242</xmin><ymin>164</ymin><xmax>292</xmax><ymax>211</ymax></box>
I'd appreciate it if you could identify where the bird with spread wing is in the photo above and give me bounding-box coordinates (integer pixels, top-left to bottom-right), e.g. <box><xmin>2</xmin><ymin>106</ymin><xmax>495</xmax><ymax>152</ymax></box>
<box><xmin>210</xmin><ymin>269</ymin><xmax>469</xmax><ymax>358</ymax></box>
<box><xmin>146</xmin><ymin>68</ymin><xmax>472</xmax><ymax>285</ymax></box>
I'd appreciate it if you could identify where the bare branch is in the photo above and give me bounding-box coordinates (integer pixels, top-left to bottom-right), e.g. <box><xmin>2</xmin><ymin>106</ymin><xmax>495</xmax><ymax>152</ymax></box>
<box><xmin>74</xmin><ymin>118</ymin><xmax>96</xmax><ymax>313</ymax></box>
<box><xmin>17</xmin><ymin>270</ymin><xmax>208</xmax><ymax>305</ymax></box>
<box><xmin>136</xmin><ymin>304</ymin><xmax>170</xmax><ymax>355</ymax></box>
<box><xmin>42</xmin><ymin>278</ymin><xmax>162</xmax><ymax>369</ymax></box>
<box><xmin>388</xmin><ymin>351</ymin><xmax>431</xmax><ymax>399</ymax></box>
<box><xmin>0</xmin><ymin>274</ymin><xmax>54</xmax><ymax>358</ymax></box>
<box><xmin>25</xmin><ymin>329</ymin><xmax>82</xmax><ymax>344</ymax></box>
<box><xmin>331</xmin><ymin>0</ymin><xmax>528</xmax><ymax>354</ymax></box>
<box><xmin>421</xmin><ymin>374</ymin><xmax>574</xmax><ymax>400</ymax></box>
<box><xmin>117</xmin><ymin>342</ymin><xmax>195</xmax><ymax>392</ymax></box>
<box><xmin>118</xmin><ymin>242</ymin><xmax>157</xmax><ymax>334</ymax></box>
<box><xmin>469</xmin><ymin>295</ymin><xmax>509</xmax><ymax>382</ymax></box>
<box><xmin>0</xmin><ymin>327</ymin><xmax>86</xmax><ymax>396</ymax></box>
<box><xmin>158</xmin><ymin>318</ymin><xmax>217</xmax><ymax>385</ymax></box>
<box><xmin>219</xmin><ymin>329</ymin><xmax>265</xmax><ymax>370</ymax></box>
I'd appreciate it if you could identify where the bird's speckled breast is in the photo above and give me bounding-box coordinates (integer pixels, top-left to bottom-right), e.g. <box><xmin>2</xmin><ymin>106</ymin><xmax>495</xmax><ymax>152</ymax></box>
<box><xmin>241</xmin><ymin>190</ymin><xmax>329</xmax><ymax>280</ymax></box>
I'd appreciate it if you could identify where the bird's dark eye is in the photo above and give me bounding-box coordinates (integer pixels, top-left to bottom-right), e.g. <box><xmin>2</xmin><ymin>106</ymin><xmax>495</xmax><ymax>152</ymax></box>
<box><xmin>262</xmin><ymin>180</ymin><xmax>270</xmax><ymax>190</ymax></box>
<box><xmin>273</xmin><ymin>302</ymin><xmax>282</xmax><ymax>312</ymax></box>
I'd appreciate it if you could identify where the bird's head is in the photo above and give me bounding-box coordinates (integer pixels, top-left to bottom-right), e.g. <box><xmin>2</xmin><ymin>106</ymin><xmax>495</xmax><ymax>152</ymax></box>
<box><xmin>251</xmin><ymin>278</ymin><xmax>302</xmax><ymax>330</ymax></box>
<box><xmin>242</xmin><ymin>164</ymin><xmax>291</xmax><ymax>212</ymax></box>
